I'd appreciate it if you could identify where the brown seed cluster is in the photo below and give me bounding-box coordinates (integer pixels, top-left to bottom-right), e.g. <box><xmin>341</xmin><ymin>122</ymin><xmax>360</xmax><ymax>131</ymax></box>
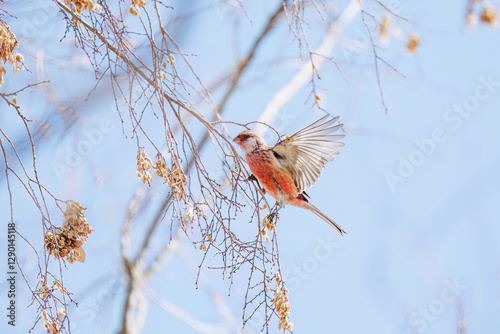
<box><xmin>43</xmin><ymin>319</ymin><xmax>62</xmax><ymax>334</ymax></box>
<box><xmin>137</xmin><ymin>150</ymin><xmax>187</xmax><ymax>199</ymax></box>
<box><xmin>271</xmin><ymin>272</ymin><xmax>293</xmax><ymax>331</ymax></box>
<box><xmin>183</xmin><ymin>202</ymin><xmax>194</xmax><ymax>223</ymax></box>
<box><xmin>0</xmin><ymin>19</ymin><xmax>24</xmax><ymax>87</ymax></box>
<box><xmin>63</xmin><ymin>201</ymin><xmax>93</xmax><ymax>242</ymax></box>
<box><xmin>64</xmin><ymin>0</ymin><xmax>102</xmax><ymax>15</ymax></box>
<box><xmin>130</xmin><ymin>0</ymin><xmax>147</xmax><ymax>16</ymax></box>
<box><xmin>406</xmin><ymin>33</ymin><xmax>420</xmax><ymax>53</ymax></box>
<box><xmin>52</xmin><ymin>278</ymin><xmax>66</xmax><ymax>294</ymax></box>
<box><xmin>467</xmin><ymin>0</ymin><xmax>498</xmax><ymax>28</ymax></box>
<box><xmin>154</xmin><ymin>155</ymin><xmax>167</xmax><ymax>177</ymax></box>
<box><xmin>376</xmin><ymin>15</ymin><xmax>422</xmax><ymax>53</ymax></box>
<box><xmin>132</xmin><ymin>0</ymin><xmax>147</xmax><ymax>6</ymax></box>
<box><xmin>36</xmin><ymin>279</ymin><xmax>52</xmax><ymax>300</ymax></box>
<box><xmin>41</xmin><ymin>305</ymin><xmax>66</xmax><ymax>334</ymax></box>
<box><xmin>198</xmin><ymin>230</ymin><xmax>214</xmax><ymax>251</ymax></box>
<box><xmin>164</xmin><ymin>158</ymin><xmax>188</xmax><ymax>200</ymax></box>
<box><xmin>379</xmin><ymin>15</ymin><xmax>391</xmax><ymax>43</ymax></box>
<box><xmin>480</xmin><ymin>7</ymin><xmax>497</xmax><ymax>26</ymax></box>
<box><xmin>261</xmin><ymin>213</ymin><xmax>276</xmax><ymax>243</ymax></box>
<box><xmin>44</xmin><ymin>201</ymin><xmax>92</xmax><ymax>263</ymax></box>
<box><xmin>163</xmin><ymin>53</ymin><xmax>176</xmax><ymax>66</ymax></box>
<box><xmin>136</xmin><ymin>148</ymin><xmax>153</xmax><ymax>184</ymax></box>
<box><xmin>36</xmin><ymin>277</ymin><xmax>68</xmax><ymax>333</ymax></box>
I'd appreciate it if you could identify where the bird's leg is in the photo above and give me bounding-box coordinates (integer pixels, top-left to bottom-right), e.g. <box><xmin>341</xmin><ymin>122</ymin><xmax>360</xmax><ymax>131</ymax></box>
<box><xmin>276</xmin><ymin>187</ymin><xmax>285</xmax><ymax>209</ymax></box>
<box><xmin>248</xmin><ymin>174</ymin><xmax>265</xmax><ymax>195</ymax></box>
<box><xmin>247</xmin><ymin>174</ymin><xmax>259</xmax><ymax>184</ymax></box>
<box><xmin>269</xmin><ymin>177</ymin><xmax>285</xmax><ymax>208</ymax></box>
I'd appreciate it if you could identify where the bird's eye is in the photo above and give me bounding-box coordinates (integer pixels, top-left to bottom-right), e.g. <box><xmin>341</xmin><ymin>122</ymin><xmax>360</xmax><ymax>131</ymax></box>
<box><xmin>243</xmin><ymin>134</ymin><xmax>250</xmax><ymax>139</ymax></box>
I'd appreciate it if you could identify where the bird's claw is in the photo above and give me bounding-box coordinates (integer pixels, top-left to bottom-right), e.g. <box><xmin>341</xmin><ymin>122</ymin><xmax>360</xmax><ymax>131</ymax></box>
<box><xmin>266</xmin><ymin>207</ymin><xmax>280</xmax><ymax>224</ymax></box>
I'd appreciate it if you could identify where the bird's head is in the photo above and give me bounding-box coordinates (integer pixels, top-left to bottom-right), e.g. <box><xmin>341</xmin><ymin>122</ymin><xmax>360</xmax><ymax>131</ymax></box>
<box><xmin>233</xmin><ymin>130</ymin><xmax>266</xmax><ymax>154</ymax></box>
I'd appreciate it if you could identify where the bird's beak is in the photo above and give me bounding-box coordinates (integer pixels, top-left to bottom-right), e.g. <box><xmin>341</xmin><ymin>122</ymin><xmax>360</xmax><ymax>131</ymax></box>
<box><xmin>232</xmin><ymin>136</ymin><xmax>241</xmax><ymax>144</ymax></box>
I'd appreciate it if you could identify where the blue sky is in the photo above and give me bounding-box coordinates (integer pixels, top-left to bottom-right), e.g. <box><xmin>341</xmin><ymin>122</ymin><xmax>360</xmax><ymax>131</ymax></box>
<box><xmin>1</xmin><ymin>0</ymin><xmax>499</xmax><ymax>333</ymax></box>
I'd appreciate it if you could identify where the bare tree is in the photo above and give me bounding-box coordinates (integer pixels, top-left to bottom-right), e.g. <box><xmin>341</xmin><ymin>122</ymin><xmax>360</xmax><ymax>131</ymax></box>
<box><xmin>1</xmin><ymin>0</ymin><xmax>496</xmax><ymax>333</ymax></box>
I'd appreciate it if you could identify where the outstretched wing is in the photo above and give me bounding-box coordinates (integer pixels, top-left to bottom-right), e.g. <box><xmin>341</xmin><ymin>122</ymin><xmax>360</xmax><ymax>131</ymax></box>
<box><xmin>272</xmin><ymin>115</ymin><xmax>345</xmax><ymax>193</ymax></box>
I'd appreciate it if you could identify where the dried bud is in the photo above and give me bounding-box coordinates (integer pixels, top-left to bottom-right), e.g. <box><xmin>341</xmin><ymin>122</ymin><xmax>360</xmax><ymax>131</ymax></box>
<box><xmin>130</xmin><ymin>5</ymin><xmax>140</xmax><ymax>16</ymax></box>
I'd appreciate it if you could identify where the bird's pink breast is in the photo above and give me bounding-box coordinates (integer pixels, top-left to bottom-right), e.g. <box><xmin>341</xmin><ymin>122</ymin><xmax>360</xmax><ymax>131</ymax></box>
<box><xmin>245</xmin><ymin>151</ymin><xmax>299</xmax><ymax>203</ymax></box>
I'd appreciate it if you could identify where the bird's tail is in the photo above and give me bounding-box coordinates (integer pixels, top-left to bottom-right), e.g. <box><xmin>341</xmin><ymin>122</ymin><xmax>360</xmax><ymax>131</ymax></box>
<box><xmin>306</xmin><ymin>202</ymin><xmax>347</xmax><ymax>235</ymax></box>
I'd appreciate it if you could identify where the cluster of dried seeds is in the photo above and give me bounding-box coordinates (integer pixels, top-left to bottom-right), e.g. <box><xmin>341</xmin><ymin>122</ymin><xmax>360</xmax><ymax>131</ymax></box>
<box><xmin>64</xmin><ymin>0</ymin><xmax>102</xmax><ymax>15</ymax></box>
<box><xmin>163</xmin><ymin>53</ymin><xmax>176</xmax><ymax>67</ymax></box>
<box><xmin>63</xmin><ymin>201</ymin><xmax>93</xmax><ymax>243</ymax></box>
<box><xmin>44</xmin><ymin>201</ymin><xmax>92</xmax><ymax>263</ymax></box>
<box><xmin>406</xmin><ymin>33</ymin><xmax>420</xmax><ymax>53</ymax></box>
<box><xmin>41</xmin><ymin>307</ymin><xmax>66</xmax><ymax>334</ymax></box>
<box><xmin>154</xmin><ymin>155</ymin><xmax>167</xmax><ymax>178</ymax></box>
<box><xmin>43</xmin><ymin>318</ymin><xmax>62</xmax><ymax>334</ymax></box>
<box><xmin>137</xmin><ymin>150</ymin><xmax>188</xmax><ymax>199</ymax></box>
<box><xmin>376</xmin><ymin>14</ymin><xmax>420</xmax><ymax>53</ymax></box>
<box><xmin>379</xmin><ymin>15</ymin><xmax>391</xmax><ymax>43</ymax></box>
<box><xmin>467</xmin><ymin>0</ymin><xmax>498</xmax><ymax>28</ymax></box>
<box><xmin>261</xmin><ymin>213</ymin><xmax>276</xmax><ymax>243</ymax></box>
<box><xmin>130</xmin><ymin>0</ymin><xmax>147</xmax><ymax>16</ymax></box>
<box><xmin>165</xmin><ymin>158</ymin><xmax>188</xmax><ymax>200</ymax></box>
<box><xmin>183</xmin><ymin>201</ymin><xmax>195</xmax><ymax>224</ymax></box>
<box><xmin>198</xmin><ymin>230</ymin><xmax>214</xmax><ymax>251</ymax></box>
<box><xmin>0</xmin><ymin>19</ymin><xmax>24</xmax><ymax>86</ymax></box>
<box><xmin>271</xmin><ymin>272</ymin><xmax>293</xmax><ymax>331</ymax></box>
<box><xmin>136</xmin><ymin>148</ymin><xmax>153</xmax><ymax>184</ymax></box>
<box><xmin>36</xmin><ymin>278</ymin><xmax>68</xmax><ymax>333</ymax></box>
<box><xmin>36</xmin><ymin>279</ymin><xmax>52</xmax><ymax>300</ymax></box>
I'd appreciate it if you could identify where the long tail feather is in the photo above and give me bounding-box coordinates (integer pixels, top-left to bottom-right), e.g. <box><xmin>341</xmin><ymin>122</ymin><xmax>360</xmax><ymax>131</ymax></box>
<box><xmin>306</xmin><ymin>202</ymin><xmax>347</xmax><ymax>235</ymax></box>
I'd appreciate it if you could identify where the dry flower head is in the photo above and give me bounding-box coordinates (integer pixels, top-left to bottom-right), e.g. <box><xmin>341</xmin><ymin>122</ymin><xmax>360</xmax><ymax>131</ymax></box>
<box><xmin>130</xmin><ymin>0</ymin><xmax>147</xmax><ymax>16</ymax></box>
<box><xmin>466</xmin><ymin>0</ymin><xmax>498</xmax><ymax>28</ymax></box>
<box><xmin>480</xmin><ymin>7</ymin><xmax>498</xmax><ymax>27</ymax></box>
<box><xmin>154</xmin><ymin>155</ymin><xmax>167</xmax><ymax>177</ymax></box>
<box><xmin>0</xmin><ymin>19</ymin><xmax>24</xmax><ymax>86</ymax></box>
<box><xmin>183</xmin><ymin>202</ymin><xmax>194</xmax><ymax>224</ymax></box>
<box><xmin>53</xmin><ymin>278</ymin><xmax>65</xmax><ymax>294</ymax></box>
<box><xmin>136</xmin><ymin>148</ymin><xmax>152</xmax><ymax>184</ymax></box>
<box><xmin>165</xmin><ymin>53</ymin><xmax>175</xmax><ymax>65</ymax></box>
<box><xmin>132</xmin><ymin>0</ymin><xmax>147</xmax><ymax>7</ymax></box>
<box><xmin>44</xmin><ymin>319</ymin><xmax>62</xmax><ymax>334</ymax></box>
<box><xmin>57</xmin><ymin>308</ymin><xmax>67</xmax><ymax>319</ymax></box>
<box><xmin>64</xmin><ymin>0</ymin><xmax>103</xmax><ymax>15</ymax></box>
<box><xmin>406</xmin><ymin>33</ymin><xmax>420</xmax><ymax>53</ymax></box>
<box><xmin>271</xmin><ymin>272</ymin><xmax>293</xmax><ymax>331</ymax></box>
<box><xmin>44</xmin><ymin>201</ymin><xmax>93</xmax><ymax>263</ymax></box>
<box><xmin>36</xmin><ymin>279</ymin><xmax>51</xmax><ymax>300</ymax></box>
<box><xmin>130</xmin><ymin>5</ymin><xmax>140</xmax><ymax>16</ymax></box>
<box><xmin>379</xmin><ymin>15</ymin><xmax>392</xmax><ymax>43</ymax></box>
<box><xmin>164</xmin><ymin>158</ymin><xmax>188</xmax><ymax>200</ymax></box>
<box><xmin>261</xmin><ymin>213</ymin><xmax>277</xmax><ymax>243</ymax></box>
<box><xmin>466</xmin><ymin>11</ymin><xmax>478</xmax><ymax>27</ymax></box>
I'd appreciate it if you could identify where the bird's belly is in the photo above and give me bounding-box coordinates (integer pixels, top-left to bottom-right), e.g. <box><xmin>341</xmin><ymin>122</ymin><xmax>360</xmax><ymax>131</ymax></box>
<box><xmin>246</xmin><ymin>153</ymin><xmax>298</xmax><ymax>202</ymax></box>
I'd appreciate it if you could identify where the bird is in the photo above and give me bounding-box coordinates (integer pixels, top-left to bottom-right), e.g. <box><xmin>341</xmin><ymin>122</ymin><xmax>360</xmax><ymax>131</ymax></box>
<box><xmin>233</xmin><ymin>114</ymin><xmax>347</xmax><ymax>235</ymax></box>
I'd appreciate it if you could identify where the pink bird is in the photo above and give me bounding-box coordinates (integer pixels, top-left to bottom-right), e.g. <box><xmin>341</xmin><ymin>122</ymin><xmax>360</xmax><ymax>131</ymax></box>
<box><xmin>233</xmin><ymin>115</ymin><xmax>347</xmax><ymax>235</ymax></box>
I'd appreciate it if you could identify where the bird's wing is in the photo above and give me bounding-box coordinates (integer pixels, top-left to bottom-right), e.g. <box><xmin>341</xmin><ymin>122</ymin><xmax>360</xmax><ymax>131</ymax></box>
<box><xmin>272</xmin><ymin>115</ymin><xmax>345</xmax><ymax>193</ymax></box>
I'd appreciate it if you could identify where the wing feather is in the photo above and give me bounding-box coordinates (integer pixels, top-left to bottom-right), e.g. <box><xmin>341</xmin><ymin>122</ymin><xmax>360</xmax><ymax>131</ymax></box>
<box><xmin>272</xmin><ymin>115</ymin><xmax>346</xmax><ymax>193</ymax></box>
